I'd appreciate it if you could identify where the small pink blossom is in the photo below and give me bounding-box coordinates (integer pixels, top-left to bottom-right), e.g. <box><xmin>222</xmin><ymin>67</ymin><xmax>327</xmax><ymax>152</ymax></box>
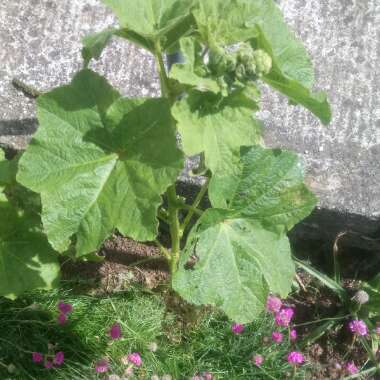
<box><xmin>272</xmin><ymin>331</ymin><xmax>283</xmax><ymax>343</ymax></box>
<box><xmin>348</xmin><ymin>320</ymin><xmax>368</xmax><ymax>336</ymax></box>
<box><xmin>109</xmin><ymin>323</ymin><xmax>122</xmax><ymax>340</ymax></box>
<box><xmin>266</xmin><ymin>295</ymin><xmax>282</xmax><ymax>314</ymax></box>
<box><xmin>57</xmin><ymin>313</ymin><xmax>67</xmax><ymax>325</ymax></box>
<box><xmin>375</xmin><ymin>326</ymin><xmax>380</xmax><ymax>335</ymax></box>
<box><xmin>231</xmin><ymin>323</ymin><xmax>245</xmax><ymax>335</ymax></box>
<box><xmin>54</xmin><ymin>351</ymin><xmax>64</xmax><ymax>366</ymax></box>
<box><xmin>287</xmin><ymin>351</ymin><xmax>305</xmax><ymax>365</ymax></box>
<box><xmin>32</xmin><ymin>352</ymin><xmax>43</xmax><ymax>363</ymax></box>
<box><xmin>290</xmin><ymin>329</ymin><xmax>297</xmax><ymax>341</ymax></box>
<box><xmin>191</xmin><ymin>377</ymin><xmax>201</xmax><ymax>380</ymax></box>
<box><xmin>275</xmin><ymin>308</ymin><xmax>294</xmax><ymax>327</ymax></box>
<box><xmin>44</xmin><ymin>360</ymin><xmax>53</xmax><ymax>369</ymax></box>
<box><xmin>127</xmin><ymin>352</ymin><xmax>142</xmax><ymax>367</ymax></box>
<box><xmin>202</xmin><ymin>372</ymin><xmax>213</xmax><ymax>380</ymax></box>
<box><xmin>252</xmin><ymin>354</ymin><xmax>264</xmax><ymax>367</ymax></box>
<box><xmin>58</xmin><ymin>301</ymin><xmax>73</xmax><ymax>315</ymax></box>
<box><xmin>346</xmin><ymin>361</ymin><xmax>358</xmax><ymax>375</ymax></box>
<box><xmin>95</xmin><ymin>359</ymin><xmax>109</xmax><ymax>373</ymax></box>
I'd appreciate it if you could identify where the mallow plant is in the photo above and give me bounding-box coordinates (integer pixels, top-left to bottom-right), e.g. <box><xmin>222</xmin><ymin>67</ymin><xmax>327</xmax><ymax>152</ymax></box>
<box><xmin>0</xmin><ymin>0</ymin><xmax>331</xmax><ymax>323</ymax></box>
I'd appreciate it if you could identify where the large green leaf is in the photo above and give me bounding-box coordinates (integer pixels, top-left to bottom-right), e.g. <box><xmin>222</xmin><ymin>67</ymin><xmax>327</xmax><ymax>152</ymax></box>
<box><xmin>209</xmin><ymin>146</ymin><xmax>317</xmax><ymax>232</ymax></box>
<box><xmin>101</xmin><ymin>0</ymin><xmax>195</xmax><ymax>51</ymax></box>
<box><xmin>17</xmin><ymin>69</ymin><xmax>183</xmax><ymax>257</ymax></box>
<box><xmin>82</xmin><ymin>28</ymin><xmax>155</xmax><ymax>66</ymax></box>
<box><xmin>0</xmin><ymin>198</ymin><xmax>59</xmax><ymax>299</ymax></box>
<box><xmin>245</xmin><ymin>0</ymin><xmax>314</xmax><ymax>88</ymax></box>
<box><xmin>192</xmin><ymin>0</ymin><xmax>313</xmax><ymax>89</ymax></box>
<box><xmin>173</xmin><ymin>209</ymin><xmax>294</xmax><ymax>323</ymax></box>
<box><xmin>170</xmin><ymin>37</ymin><xmax>220</xmax><ymax>93</ymax></box>
<box><xmin>0</xmin><ymin>150</ymin><xmax>17</xmax><ymax>186</ymax></box>
<box><xmin>261</xmin><ymin>50</ymin><xmax>332</xmax><ymax>125</ymax></box>
<box><xmin>192</xmin><ymin>0</ymin><xmax>259</xmax><ymax>45</ymax></box>
<box><xmin>172</xmin><ymin>90</ymin><xmax>262</xmax><ymax>175</ymax></box>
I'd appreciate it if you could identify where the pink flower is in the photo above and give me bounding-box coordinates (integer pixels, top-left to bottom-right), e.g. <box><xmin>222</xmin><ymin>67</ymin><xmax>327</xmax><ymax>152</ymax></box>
<box><xmin>290</xmin><ymin>329</ymin><xmax>297</xmax><ymax>341</ymax></box>
<box><xmin>348</xmin><ymin>320</ymin><xmax>368</xmax><ymax>336</ymax></box>
<box><xmin>202</xmin><ymin>372</ymin><xmax>213</xmax><ymax>380</ymax></box>
<box><xmin>376</xmin><ymin>326</ymin><xmax>380</xmax><ymax>335</ymax></box>
<box><xmin>272</xmin><ymin>331</ymin><xmax>283</xmax><ymax>343</ymax></box>
<box><xmin>95</xmin><ymin>359</ymin><xmax>109</xmax><ymax>373</ymax></box>
<box><xmin>44</xmin><ymin>360</ymin><xmax>53</xmax><ymax>369</ymax></box>
<box><xmin>58</xmin><ymin>301</ymin><xmax>73</xmax><ymax>315</ymax></box>
<box><xmin>32</xmin><ymin>352</ymin><xmax>43</xmax><ymax>363</ymax></box>
<box><xmin>191</xmin><ymin>377</ymin><xmax>201</xmax><ymax>380</ymax></box>
<box><xmin>57</xmin><ymin>313</ymin><xmax>67</xmax><ymax>325</ymax></box>
<box><xmin>252</xmin><ymin>354</ymin><xmax>264</xmax><ymax>367</ymax></box>
<box><xmin>127</xmin><ymin>352</ymin><xmax>142</xmax><ymax>367</ymax></box>
<box><xmin>287</xmin><ymin>351</ymin><xmax>305</xmax><ymax>365</ymax></box>
<box><xmin>346</xmin><ymin>361</ymin><xmax>358</xmax><ymax>375</ymax></box>
<box><xmin>54</xmin><ymin>351</ymin><xmax>64</xmax><ymax>366</ymax></box>
<box><xmin>266</xmin><ymin>295</ymin><xmax>282</xmax><ymax>314</ymax></box>
<box><xmin>109</xmin><ymin>323</ymin><xmax>122</xmax><ymax>340</ymax></box>
<box><xmin>275</xmin><ymin>308</ymin><xmax>294</xmax><ymax>327</ymax></box>
<box><xmin>231</xmin><ymin>323</ymin><xmax>245</xmax><ymax>335</ymax></box>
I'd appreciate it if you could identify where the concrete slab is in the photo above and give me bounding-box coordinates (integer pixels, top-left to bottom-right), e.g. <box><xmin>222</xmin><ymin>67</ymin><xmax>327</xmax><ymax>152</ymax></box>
<box><xmin>0</xmin><ymin>0</ymin><xmax>379</xmax><ymax>239</ymax></box>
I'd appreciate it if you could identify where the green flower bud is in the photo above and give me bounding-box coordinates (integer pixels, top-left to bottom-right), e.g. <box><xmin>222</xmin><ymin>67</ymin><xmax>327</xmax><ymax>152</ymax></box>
<box><xmin>252</xmin><ymin>49</ymin><xmax>272</xmax><ymax>75</ymax></box>
<box><xmin>225</xmin><ymin>53</ymin><xmax>237</xmax><ymax>73</ymax></box>
<box><xmin>194</xmin><ymin>65</ymin><xmax>208</xmax><ymax>77</ymax></box>
<box><xmin>235</xmin><ymin>63</ymin><xmax>247</xmax><ymax>81</ymax></box>
<box><xmin>237</xmin><ymin>43</ymin><xmax>255</xmax><ymax>65</ymax></box>
<box><xmin>245</xmin><ymin>61</ymin><xmax>257</xmax><ymax>77</ymax></box>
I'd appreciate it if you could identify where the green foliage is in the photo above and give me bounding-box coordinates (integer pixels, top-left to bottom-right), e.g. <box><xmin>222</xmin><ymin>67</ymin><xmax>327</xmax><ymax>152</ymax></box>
<box><xmin>173</xmin><ymin>209</ymin><xmax>294</xmax><ymax>323</ymax></box>
<box><xmin>0</xmin><ymin>195</ymin><xmax>59</xmax><ymax>299</ymax></box>
<box><xmin>209</xmin><ymin>146</ymin><xmax>317</xmax><ymax>231</ymax></box>
<box><xmin>17</xmin><ymin>70</ymin><xmax>183</xmax><ymax>257</ymax></box>
<box><xmin>362</xmin><ymin>274</ymin><xmax>380</xmax><ymax>319</ymax></box>
<box><xmin>3</xmin><ymin>0</ymin><xmax>332</xmax><ymax>323</ymax></box>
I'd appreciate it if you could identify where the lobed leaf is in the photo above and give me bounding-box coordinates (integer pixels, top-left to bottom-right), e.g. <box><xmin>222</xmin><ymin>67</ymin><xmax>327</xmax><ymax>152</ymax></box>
<box><xmin>0</xmin><ymin>198</ymin><xmax>59</xmax><ymax>299</ymax></box>
<box><xmin>173</xmin><ymin>209</ymin><xmax>294</xmax><ymax>323</ymax></box>
<box><xmin>192</xmin><ymin>0</ymin><xmax>259</xmax><ymax>45</ymax></box>
<box><xmin>209</xmin><ymin>145</ymin><xmax>317</xmax><ymax>232</ymax></box>
<box><xmin>101</xmin><ymin>0</ymin><xmax>195</xmax><ymax>52</ymax></box>
<box><xmin>172</xmin><ymin>90</ymin><xmax>262</xmax><ymax>176</ymax></box>
<box><xmin>17</xmin><ymin>69</ymin><xmax>183</xmax><ymax>257</ymax></box>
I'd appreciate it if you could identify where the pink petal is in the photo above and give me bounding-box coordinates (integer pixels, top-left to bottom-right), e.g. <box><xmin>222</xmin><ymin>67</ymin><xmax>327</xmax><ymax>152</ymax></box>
<box><xmin>109</xmin><ymin>323</ymin><xmax>122</xmax><ymax>340</ymax></box>
<box><xmin>54</xmin><ymin>351</ymin><xmax>64</xmax><ymax>366</ymax></box>
<box><xmin>32</xmin><ymin>352</ymin><xmax>44</xmax><ymax>363</ymax></box>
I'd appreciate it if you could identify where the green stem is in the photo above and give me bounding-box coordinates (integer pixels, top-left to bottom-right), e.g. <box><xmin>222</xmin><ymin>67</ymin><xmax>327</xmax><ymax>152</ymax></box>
<box><xmin>359</xmin><ymin>336</ymin><xmax>377</xmax><ymax>364</ymax></box>
<box><xmin>154</xmin><ymin>239</ymin><xmax>171</xmax><ymax>262</ymax></box>
<box><xmin>177</xmin><ymin>202</ymin><xmax>203</xmax><ymax>216</ymax></box>
<box><xmin>167</xmin><ymin>185</ymin><xmax>181</xmax><ymax>274</ymax></box>
<box><xmin>154</xmin><ymin>41</ymin><xmax>181</xmax><ymax>274</ymax></box>
<box><xmin>181</xmin><ymin>177</ymin><xmax>210</xmax><ymax>234</ymax></box>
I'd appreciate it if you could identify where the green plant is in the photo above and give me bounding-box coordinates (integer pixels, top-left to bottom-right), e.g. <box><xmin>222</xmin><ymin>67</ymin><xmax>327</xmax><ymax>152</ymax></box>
<box><xmin>295</xmin><ymin>259</ymin><xmax>380</xmax><ymax>375</ymax></box>
<box><xmin>1</xmin><ymin>0</ymin><xmax>331</xmax><ymax>323</ymax></box>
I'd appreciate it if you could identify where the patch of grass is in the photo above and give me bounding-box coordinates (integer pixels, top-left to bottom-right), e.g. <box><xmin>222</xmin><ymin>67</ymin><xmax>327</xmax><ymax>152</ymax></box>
<box><xmin>0</xmin><ymin>282</ymin><xmax>310</xmax><ymax>379</ymax></box>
